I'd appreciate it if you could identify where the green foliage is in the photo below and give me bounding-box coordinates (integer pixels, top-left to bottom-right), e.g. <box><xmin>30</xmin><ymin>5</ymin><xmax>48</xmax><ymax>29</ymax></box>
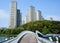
<box><xmin>0</xmin><ymin>28</ymin><xmax>24</xmax><ymax>37</ymax></box>
<box><xmin>0</xmin><ymin>20</ymin><xmax>60</xmax><ymax>36</ymax></box>
<box><xmin>20</xmin><ymin>20</ymin><xmax>60</xmax><ymax>34</ymax></box>
<box><xmin>42</xmin><ymin>26</ymin><xmax>49</xmax><ymax>34</ymax></box>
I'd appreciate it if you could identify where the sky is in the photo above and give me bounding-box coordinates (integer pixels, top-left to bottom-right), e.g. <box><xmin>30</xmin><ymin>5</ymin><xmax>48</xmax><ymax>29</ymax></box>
<box><xmin>0</xmin><ymin>0</ymin><xmax>60</xmax><ymax>28</ymax></box>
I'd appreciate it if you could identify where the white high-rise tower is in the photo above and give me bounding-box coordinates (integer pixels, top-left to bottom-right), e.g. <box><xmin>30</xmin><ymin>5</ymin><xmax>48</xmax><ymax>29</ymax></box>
<box><xmin>9</xmin><ymin>1</ymin><xmax>17</xmax><ymax>28</ymax></box>
<box><xmin>26</xmin><ymin>6</ymin><xmax>36</xmax><ymax>23</ymax></box>
<box><xmin>36</xmin><ymin>10</ymin><xmax>43</xmax><ymax>20</ymax></box>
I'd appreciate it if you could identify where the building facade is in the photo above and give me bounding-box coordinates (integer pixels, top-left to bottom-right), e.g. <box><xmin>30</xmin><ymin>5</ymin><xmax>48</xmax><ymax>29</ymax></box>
<box><xmin>9</xmin><ymin>1</ymin><xmax>17</xmax><ymax>28</ymax></box>
<box><xmin>26</xmin><ymin>6</ymin><xmax>36</xmax><ymax>23</ymax></box>
<box><xmin>26</xmin><ymin>6</ymin><xmax>44</xmax><ymax>23</ymax></box>
<box><xmin>16</xmin><ymin>9</ymin><xmax>21</xmax><ymax>27</ymax></box>
<box><xmin>36</xmin><ymin>10</ymin><xmax>43</xmax><ymax>20</ymax></box>
<box><xmin>9</xmin><ymin>1</ymin><xmax>21</xmax><ymax>28</ymax></box>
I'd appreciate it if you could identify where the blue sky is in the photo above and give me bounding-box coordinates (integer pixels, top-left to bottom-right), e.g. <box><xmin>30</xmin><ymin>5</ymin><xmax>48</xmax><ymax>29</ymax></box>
<box><xmin>0</xmin><ymin>0</ymin><xmax>60</xmax><ymax>28</ymax></box>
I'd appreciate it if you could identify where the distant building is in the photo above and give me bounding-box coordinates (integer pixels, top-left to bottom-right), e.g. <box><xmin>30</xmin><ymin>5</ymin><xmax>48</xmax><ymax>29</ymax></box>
<box><xmin>16</xmin><ymin>9</ymin><xmax>21</xmax><ymax>27</ymax></box>
<box><xmin>26</xmin><ymin>6</ymin><xmax>44</xmax><ymax>23</ymax></box>
<box><xmin>9</xmin><ymin>1</ymin><xmax>21</xmax><ymax>28</ymax></box>
<box><xmin>36</xmin><ymin>10</ymin><xmax>43</xmax><ymax>20</ymax></box>
<box><xmin>26</xmin><ymin>6</ymin><xmax>36</xmax><ymax>23</ymax></box>
<box><xmin>22</xmin><ymin>20</ymin><xmax>25</xmax><ymax>25</ymax></box>
<box><xmin>9</xmin><ymin>1</ymin><xmax>17</xmax><ymax>28</ymax></box>
<box><xmin>50</xmin><ymin>17</ymin><xmax>53</xmax><ymax>21</ymax></box>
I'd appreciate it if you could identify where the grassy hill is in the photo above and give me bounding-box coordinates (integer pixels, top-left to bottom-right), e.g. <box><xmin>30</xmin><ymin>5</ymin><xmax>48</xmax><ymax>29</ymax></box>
<box><xmin>0</xmin><ymin>20</ymin><xmax>60</xmax><ymax>36</ymax></box>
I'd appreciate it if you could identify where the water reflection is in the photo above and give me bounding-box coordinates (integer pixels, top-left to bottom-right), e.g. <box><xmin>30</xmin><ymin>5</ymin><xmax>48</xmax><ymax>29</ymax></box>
<box><xmin>0</xmin><ymin>36</ymin><xmax>9</xmax><ymax>42</ymax></box>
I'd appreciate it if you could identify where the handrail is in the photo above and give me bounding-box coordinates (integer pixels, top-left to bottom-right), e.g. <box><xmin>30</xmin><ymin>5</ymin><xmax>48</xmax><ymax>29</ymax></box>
<box><xmin>3</xmin><ymin>30</ymin><xmax>60</xmax><ymax>43</ymax></box>
<box><xmin>36</xmin><ymin>30</ymin><xmax>54</xmax><ymax>43</ymax></box>
<box><xmin>3</xmin><ymin>31</ymin><xmax>34</xmax><ymax>43</ymax></box>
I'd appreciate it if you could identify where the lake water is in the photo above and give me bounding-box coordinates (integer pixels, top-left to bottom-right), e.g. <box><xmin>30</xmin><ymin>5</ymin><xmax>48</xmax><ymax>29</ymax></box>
<box><xmin>0</xmin><ymin>36</ymin><xmax>9</xmax><ymax>42</ymax></box>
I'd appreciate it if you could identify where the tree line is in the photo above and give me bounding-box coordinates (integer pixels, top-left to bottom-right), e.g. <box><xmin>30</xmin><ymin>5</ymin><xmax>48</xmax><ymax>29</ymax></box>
<box><xmin>0</xmin><ymin>20</ymin><xmax>60</xmax><ymax>36</ymax></box>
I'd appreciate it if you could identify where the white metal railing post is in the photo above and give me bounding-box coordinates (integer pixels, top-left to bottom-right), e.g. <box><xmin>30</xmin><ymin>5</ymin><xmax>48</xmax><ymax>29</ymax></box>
<box><xmin>55</xmin><ymin>37</ymin><xmax>59</xmax><ymax>43</ymax></box>
<box><xmin>49</xmin><ymin>37</ymin><xmax>53</xmax><ymax>41</ymax></box>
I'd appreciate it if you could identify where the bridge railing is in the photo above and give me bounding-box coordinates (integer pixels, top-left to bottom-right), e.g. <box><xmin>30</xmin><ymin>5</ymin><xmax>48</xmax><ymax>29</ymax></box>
<box><xmin>3</xmin><ymin>30</ymin><xmax>60</xmax><ymax>43</ymax></box>
<box><xmin>36</xmin><ymin>30</ymin><xmax>60</xmax><ymax>43</ymax></box>
<box><xmin>3</xmin><ymin>31</ymin><xmax>34</xmax><ymax>43</ymax></box>
<box><xmin>36</xmin><ymin>30</ymin><xmax>55</xmax><ymax>43</ymax></box>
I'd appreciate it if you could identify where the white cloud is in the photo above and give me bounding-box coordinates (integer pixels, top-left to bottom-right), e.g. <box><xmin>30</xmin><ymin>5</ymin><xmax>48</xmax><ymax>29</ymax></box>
<box><xmin>45</xmin><ymin>15</ymin><xmax>60</xmax><ymax>21</ymax></box>
<box><xmin>0</xmin><ymin>9</ymin><xmax>9</xmax><ymax>28</ymax></box>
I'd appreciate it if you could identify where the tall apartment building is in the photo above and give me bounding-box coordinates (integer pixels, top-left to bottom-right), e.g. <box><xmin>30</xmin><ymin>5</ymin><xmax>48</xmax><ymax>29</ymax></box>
<box><xmin>9</xmin><ymin>1</ymin><xmax>21</xmax><ymax>28</ymax></box>
<box><xmin>9</xmin><ymin>1</ymin><xmax>17</xmax><ymax>28</ymax></box>
<box><xmin>26</xmin><ymin>6</ymin><xmax>44</xmax><ymax>23</ymax></box>
<box><xmin>26</xmin><ymin>6</ymin><xmax>36</xmax><ymax>23</ymax></box>
<box><xmin>36</xmin><ymin>10</ymin><xmax>43</xmax><ymax>20</ymax></box>
<box><xmin>16</xmin><ymin>9</ymin><xmax>21</xmax><ymax>27</ymax></box>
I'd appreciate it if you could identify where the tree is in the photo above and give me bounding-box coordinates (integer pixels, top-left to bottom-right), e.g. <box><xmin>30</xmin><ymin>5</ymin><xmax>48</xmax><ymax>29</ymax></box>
<box><xmin>42</xmin><ymin>26</ymin><xmax>49</xmax><ymax>34</ymax></box>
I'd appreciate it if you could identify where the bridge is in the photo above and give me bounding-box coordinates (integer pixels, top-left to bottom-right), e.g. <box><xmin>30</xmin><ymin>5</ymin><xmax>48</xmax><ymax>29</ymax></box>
<box><xmin>1</xmin><ymin>31</ymin><xmax>60</xmax><ymax>43</ymax></box>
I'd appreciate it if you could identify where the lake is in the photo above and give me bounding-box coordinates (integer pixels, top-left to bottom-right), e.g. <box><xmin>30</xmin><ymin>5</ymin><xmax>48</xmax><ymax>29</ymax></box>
<box><xmin>0</xmin><ymin>36</ymin><xmax>9</xmax><ymax>42</ymax></box>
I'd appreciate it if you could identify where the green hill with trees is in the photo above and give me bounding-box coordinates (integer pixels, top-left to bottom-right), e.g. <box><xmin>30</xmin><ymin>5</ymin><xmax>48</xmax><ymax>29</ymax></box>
<box><xmin>0</xmin><ymin>20</ymin><xmax>60</xmax><ymax>36</ymax></box>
